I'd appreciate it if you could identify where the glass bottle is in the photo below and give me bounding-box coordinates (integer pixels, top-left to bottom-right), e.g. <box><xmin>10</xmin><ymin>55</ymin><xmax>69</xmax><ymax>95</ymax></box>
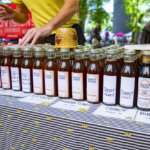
<box><xmin>11</xmin><ymin>46</ymin><xmax>22</xmax><ymax>91</ymax></box>
<box><xmin>72</xmin><ymin>49</ymin><xmax>86</xmax><ymax>100</ymax></box>
<box><xmin>45</xmin><ymin>47</ymin><xmax>58</xmax><ymax>96</ymax></box>
<box><xmin>119</xmin><ymin>50</ymin><xmax>137</xmax><ymax>108</ymax></box>
<box><xmin>58</xmin><ymin>49</ymin><xmax>71</xmax><ymax>98</ymax></box>
<box><xmin>87</xmin><ymin>49</ymin><xmax>101</xmax><ymax>103</ymax></box>
<box><xmin>1</xmin><ymin>46</ymin><xmax>12</xmax><ymax>89</ymax></box>
<box><xmin>33</xmin><ymin>47</ymin><xmax>45</xmax><ymax>94</ymax></box>
<box><xmin>137</xmin><ymin>51</ymin><xmax>150</xmax><ymax>110</ymax></box>
<box><xmin>21</xmin><ymin>47</ymin><xmax>33</xmax><ymax>93</ymax></box>
<box><xmin>103</xmin><ymin>50</ymin><xmax>119</xmax><ymax>105</ymax></box>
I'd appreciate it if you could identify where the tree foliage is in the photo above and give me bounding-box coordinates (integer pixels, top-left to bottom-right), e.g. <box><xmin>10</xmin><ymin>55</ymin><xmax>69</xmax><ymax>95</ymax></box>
<box><xmin>79</xmin><ymin>0</ymin><xmax>110</xmax><ymax>31</ymax></box>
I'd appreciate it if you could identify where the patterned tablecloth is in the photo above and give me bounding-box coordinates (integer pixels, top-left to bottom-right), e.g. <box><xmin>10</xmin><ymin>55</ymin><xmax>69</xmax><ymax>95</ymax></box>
<box><xmin>0</xmin><ymin>90</ymin><xmax>150</xmax><ymax>150</ymax></box>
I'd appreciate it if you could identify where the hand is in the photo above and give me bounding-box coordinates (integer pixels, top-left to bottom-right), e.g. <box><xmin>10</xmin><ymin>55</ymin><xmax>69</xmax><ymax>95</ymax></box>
<box><xmin>0</xmin><ymin>4</ymin><xmax>14</xmax><ymax>20</ymax></box>
<box><xmin>18</xmin><ymin>26</ymin><xmax>53</xmax><ymax>46</ymax></box>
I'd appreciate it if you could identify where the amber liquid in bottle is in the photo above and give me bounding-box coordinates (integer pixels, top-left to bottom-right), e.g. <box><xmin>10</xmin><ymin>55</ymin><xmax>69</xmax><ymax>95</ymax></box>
<box><xmin>103</xmin><ymin>54</ymin><xmax>119</xmax><ymax>105</ymax></box>
<box><xmin>119</xmin><ymin>55</ymin><xmax>137</xmax><ymax>108</ymax></box>
<box><xmin>21</xmin><ymin>49</ymin><xmax>33</xmax><ymax>93</ymax></box>
<box><xmin>137</xmin><ymin>53</ymin><xmax>150</xmax><ymax>110</ymax></box>
<box><xmin>87</xmin><ymin>50</ymin><xmax>101</xmax><ymax>104</ymax></box>
<box><xmin>1</xmin><ymin>48</ymin><xmax>12</xmax><ymax>89</ymax></box>
<box><xmin>11</xmin><ymin>49</ymin><xmax>22</xmax><ymax>91</ymax></box>
<box><xmin>58</xmin><ymin>49</ymin><xmax>71</xmax><ymax>99</ymax></box>
<box><xmin>72</xmin><ymin>50</ymin><xmax>86</xmax><ymax>100</ymax></box>
<box><xmin>33</xmin><ymin>50</ymin><xmax>45</xmax><ymax>95</ymax></box>
<box><xmin>45</xmin><ymin>50</ymin><xmax>58</xmax><ymax>96</ymax></box>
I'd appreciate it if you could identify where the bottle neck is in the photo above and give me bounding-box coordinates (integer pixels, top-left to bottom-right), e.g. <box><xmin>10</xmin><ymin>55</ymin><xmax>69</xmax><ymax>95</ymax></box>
<box><xmin>90</xmin><ymin>53</ymin><xmax>100</xmax><ymax>61</ymax></box>
<box><xmin>47</xmin><ymin>52</ymin><xmax>56</xmax><ymax>59</ymax></box>
<box><xmin>124</xmin><ymin>54</ymin><xmax>135</xmax><ymax>63</ymax></box>
<box><xmin>106</xmin><ymin>55</ymin><xmax>117</xmax><ymax>62</ymax></box>
<box><xmin>75</xmin><ymin>52</ymin><xmax>83</xmax><ymax>60</ymax></box>
<box><xmin>60</xmin><ymin>52</ymin><xmax>70</xmax><ymax>59</ymax></box>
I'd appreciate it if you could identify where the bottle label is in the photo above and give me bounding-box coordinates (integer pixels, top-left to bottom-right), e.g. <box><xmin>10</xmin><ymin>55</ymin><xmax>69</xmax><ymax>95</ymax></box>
<box><xmin>58</xmin><ymin>71</ymin><xmax>69</xmax><ymax>97</ymax></box>
<box><xmin>87</xmin><ymin>74</ymin><xmax>99</xmax><ymax>102</ymax></box>
<box><xmin>11</xmin><ymin>67</ymin><xmax>20</xmax><ymax>90</ymax></box>
<box><xmin>33</xmin><ymin>69</ymin><xmax>43</xmax><ymax>94</ymax></box>
<box><xmin>120</xmin><ymin>77</ymin><xmax>135</xmax><ymax>107</ymax></box>
<box><xmin>103</xmin><ymin>75</ymin><xmax>117</xmax><ymax>105</ymax></box>
<box><xmin>21</xmin><ymin>68</ymin><xmax>31</xmax><ymax>92</ymax></box>
<box><xmin>72</xmin><ymin>72</ymin><xmax>83</xmax><ymax>100</ymax></box>
<box><xmin>138</xmin><ymin>77</ymin><xmax>150</xmax><ymax>109</ymax></box>
<box><xmin>1</xmin><ymin>66</ymin><xmax>11</xmax><ymax>89</ymax></box>
<box><xmin>45</xmin><ymin>70</ymin><xmax>54</xmax><ymax>96</ymax></box>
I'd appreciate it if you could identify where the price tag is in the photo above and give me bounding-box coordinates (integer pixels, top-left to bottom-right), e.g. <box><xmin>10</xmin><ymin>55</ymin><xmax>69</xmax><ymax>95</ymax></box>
<box><xmin>135</xmin><ymin>110</ymin><xmax>150</xmax><ymax>124</ymax></box>
<box><xmin>51</xmin><ymin>99</ymin><xmax>90</xmax><ymax>112</ymax></box>
<box><xmin>93</xmin><ymin>104</ymin><xmax>137</xmax><ymax>121</ymax></box>
<box><xmin>18</xmin><ymin>95</ymin><xmax>58</xmax><ymax>104</ymax></box>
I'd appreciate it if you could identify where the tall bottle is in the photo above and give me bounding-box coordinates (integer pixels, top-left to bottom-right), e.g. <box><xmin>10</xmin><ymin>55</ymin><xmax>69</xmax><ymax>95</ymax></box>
<box><xmin>33</xmin><ymin>47</ymin><xmax>45</xmax><ymax>94</ymax></box>
<box><xmin>119</xmin><ymin>50</ymin><xmax>137</xmax><ymax>108</ymax></box>
<box><xmin>58</xmin><ymin>49</ymin><xmax>71</xmax><ymax>98</ymax></box>
<box><xmin>137</xmin><ymin>51</ymin><xmax>150</xmax><ymax>110</ymax></box>
<box><xmin>103</xmin><ymin>50</ymin><xmax>119</xmax><ymax>105</ymax></box>
<box><xmin>1</xmin><ymin>46</ymin><xmax>12</xmax><ymax>89</ymax></box>
<box><xmin>11</xmin><ymin>46</ymin><xmax>22</xmax><ymax>91</ymax></box>
<box><xmin>72</xmin><ymin>49</ymin><xmax>86</xmax><ymax>100</ymax></box>
<box><xmin>45</xmin><ymin>47</ymin><xmax>58</xmax><ymax>96</ymax></box>
<box><xmin>21</xmin><ymin>47</ymin><xmax>33</xmax><ymax>93</ymax></box>
<box><xmin>87</xmin><ymin>49</ymin><xmax>101</xmax><ymax>103</ymax></box>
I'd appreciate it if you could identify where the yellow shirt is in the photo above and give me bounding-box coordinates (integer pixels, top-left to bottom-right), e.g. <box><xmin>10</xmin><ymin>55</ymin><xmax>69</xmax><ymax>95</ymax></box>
<box><xmin>11</xmin><ymin>0</ymin><xmax>80</xmax><ymax>33</ymax></box>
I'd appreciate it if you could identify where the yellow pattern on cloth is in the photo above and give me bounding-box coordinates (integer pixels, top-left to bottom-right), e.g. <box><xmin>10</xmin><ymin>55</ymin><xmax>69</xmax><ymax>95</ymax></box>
<box><xmin>11</xmin><ymin>0</ymin><xmax>80</xmax><ymax>34</ymax></box>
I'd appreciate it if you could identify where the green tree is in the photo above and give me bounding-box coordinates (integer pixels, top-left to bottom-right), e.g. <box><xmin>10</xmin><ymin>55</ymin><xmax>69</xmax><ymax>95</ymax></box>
<box><xmin>124</xmin><ymin>0</ymin><xmax>150</xmax><ymax>43</ymax></box>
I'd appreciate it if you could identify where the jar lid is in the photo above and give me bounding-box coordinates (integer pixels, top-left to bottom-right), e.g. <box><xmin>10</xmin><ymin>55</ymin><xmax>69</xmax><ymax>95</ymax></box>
<box><xmin>22</xmin><ymin>46</ymin><xmax>33</xmax><ymax>51</ymax></box>
<box><xmin>90</xmin><ymin>49</ymin><xmax>99</xmax><ymax>54</ymax></box>
<box><xmin>74</xmin><ymin>48</ymin><xmax>83</xmax><ymax>53</ymax></box>
<box><xmin>60</xmin><ymin>48</ymin><xmax>70</xmax><ymax>52</ymax></box>
<box><xmin>33</xmin><ymin>46</ymin><xmax>43</xmax><ymax>52</ymax></box>
<box><xmin>106</xmin><ymin>49</ymin><xmax>117</xmax><ymax>55</ymax></box>
<box><xmin>46</xmin><ymin>47</ymin><xmax>55</xmax><ymax>52</ymax></box>
<box><xmin>124</xmin><ymin>49</ymin><xmax>136</xmax><ymax>55</ymax></box>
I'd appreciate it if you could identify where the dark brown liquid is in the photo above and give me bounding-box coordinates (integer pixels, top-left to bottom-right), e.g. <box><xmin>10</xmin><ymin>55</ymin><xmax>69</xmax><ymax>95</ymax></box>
<box><xmin>33</xmin><ymin>57</ymin><xmax>45</xmax><ymax>94</ymax></box>
<box><xmin>11</xmin><ymin>56</ymin><xmax>22</xmax><ymax>91</ymax></box>
<box><xmin>58</xmin><ymin>58</ymin><xmax>71</xmax><ymax>98</ymax></box>
<box><xmin>103</xmin><ymin>60</ymin><xmax>119</xmax><ymax>105</ymax></box>
<box><xmin>45</xmin><ymin>58</ymin><xmax>58</xmax><ymax>96</ymax></box>
<box><xmin>120</xmin><ymin>61</ymin><xmax>137</xmax><ymax>108</ymax></box>
<box><xmin>1</xmin><ymin>56</ymin><xmax>12</xmax><ymax>89</ymax></box>
<box><xmin>22</xmin><ymin>57</ymin><xmax>33</xmax><ymax>93</ymax></box>
<box><xmin>72</xmin><ymin>58</ymin><xmax>86</xmax><ymax>100</ymax></box>
<box><xmin>87</xmin><ymin>59</ymin><xmax>101</xmax><ymax>103</ymax></box>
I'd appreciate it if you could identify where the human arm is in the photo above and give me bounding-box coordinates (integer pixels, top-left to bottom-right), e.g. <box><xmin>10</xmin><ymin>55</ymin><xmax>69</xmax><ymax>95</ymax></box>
<box><xmin>0</xmin><ymin>4</ymin><xmax>28</xmax><ymax>23</ymax></box>
<box><xmin>19</xmin><ymin>0</ymin><xmax>79</xmax><ymax>46</ymax></box>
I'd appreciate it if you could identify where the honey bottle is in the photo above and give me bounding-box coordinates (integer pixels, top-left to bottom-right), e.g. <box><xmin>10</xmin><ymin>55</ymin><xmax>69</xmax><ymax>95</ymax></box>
<box><xmin>103</xmin><ymin>50</ymin><xmax>119</xmax><ymax>105</ymax></box>
<box><xmin>137</xmin><ymin>51</ymin><xmax>150</xmax><ymax>110</ymax></box>
<box><xmin>21</xmin><ymin>47</ymin><xmax>33</xmax><ymax>93</ymax></box>
<box><xmin>1</xmin><ymin>46</ymin><xmax>12</xmax><ymax>89</ymax></box>
<box><xmin>87</xmin><ymin>49</ymin><xmax>101</xmax><ymax>103</ymax></box>
<box><xmin>58</xmin><ymin>49</ymin><xmax>71</xmax><ymax>98</ymax></box>
<box><xmin>72</xmin><ymin>49</ymin><xmax>86</xmax><ymax>100</ymax></box>
<box><xmin>45</xmin><ymin>47</ymin><xmax>58</xmax><ymax>96</ymax></box>
<box><xmin>119</xmin><ymin>50</ymin><xmax>137</xmax><ymax>108</ymax></box>
<box><xmin>33</xmin><ymin>47</ymin><xmax>45</xmax><ymax>94</ymax></box>
<box><xmin>11</xmin><ymin>46</ymin><xmax>22</xmax><ymax>91</ymax></box>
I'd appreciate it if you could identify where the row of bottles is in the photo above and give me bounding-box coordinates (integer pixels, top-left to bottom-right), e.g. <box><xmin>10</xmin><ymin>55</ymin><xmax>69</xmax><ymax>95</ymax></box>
<box><xmin>0</xmin><ymin>45</ymin><xmax>150</xmax><ymax>111</ymax></box>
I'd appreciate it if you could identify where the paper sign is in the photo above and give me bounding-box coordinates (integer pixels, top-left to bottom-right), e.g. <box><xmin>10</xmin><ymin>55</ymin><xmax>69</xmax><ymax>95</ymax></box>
<box><xmin>135</xmin><ymin>110</ymin><xmax>150</xmax><ymax>124</ymax></box>
<box><xmin>18</xmin><ymin>95</ymin><xmax>58</xmax><ymax>104</ymax></box>
<box><xmin>51</xmin><ymin>99</ymin><xmax>91</xmax><ymax>112</ymax></box>
<box><xmin>93</xmin><ymin>104</ymin><xmax>137</xmax><ymax>121</ymax></box>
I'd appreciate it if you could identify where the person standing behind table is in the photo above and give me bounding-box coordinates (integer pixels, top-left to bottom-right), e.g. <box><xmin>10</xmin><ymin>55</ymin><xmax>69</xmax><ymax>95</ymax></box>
<box><xmin>105</xmin><ymin>28</ymin><xmax>110</xmax><ymax>44</ymax></box>
<box><xmin>0</xmin><ymin>0</ymin><xmax>85</xmax><ymax>45</ymax></box>
<box><xmin>93</xmin><ymin>23</ymin><xmax>101</xmax><ymax>43</ymax></box>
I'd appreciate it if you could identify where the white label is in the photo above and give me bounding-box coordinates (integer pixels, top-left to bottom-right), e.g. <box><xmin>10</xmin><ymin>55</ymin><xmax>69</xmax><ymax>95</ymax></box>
<box><xmin>72</xmin><ymin>72</ymin><xmax>83</xmax><ymax>100</ymax></box>
<box><xmin>11</xmin><ymin>67</ymin><xmax>21</xmax><ymax>90</ymax></box>
<box><xmin>45</xmin><ymin>70</ymin><xmax>54</xmax><ymax>96</ymax></box>
<box><xmin>137</xmin><ymin>77</ymin><xmax>150</xmax><ymax>109</ymax></box>
<box><xmin>58</xmin><ymin>71</ymin><xmax>69</xmax><ymax>97</ymax></box>
<box><xmin>19</xmin><ymin>94</ymin><xmax>57</xmax><ymax>104</ymax></box>
<box><xmin>120</xmin><ymin>77</ymin><xmax>135</xmax><ymax>107</ymax></box>
<box><xmin>33</xmin><ymin>69</ymin><xmax>43</xmax><ymax>94</ymax></box>
<box><xmin>21</xmin><ymin>68</ymin><xmax>31</xmax><ymax>92</ymax></box>
<box><xmin>93</xmin><ymin>104</ymin><xmax>137</xmax><ymax>121</ymax></box>
<box><xmin>87</xmin><ymin>74</ymin><xmax>99</xmax><ymax>102</ymax></box>
<box><xmin>103</xmin><ymin>75</ymin><xmax>117</xmax><ymax>105</ymax></box>
<box><xmin>51</xmin><ymin>99</ymin><xmax>90</xmax><ymax>111</ymax></box>
<box><xmin>135</xmin><ymin>110</ymin><xmax>150</xmax><ymax>124</ymax></box>
<box><xmin>1</xmin><ymin>66</ymin><xmax>11</xmax><ymax>89</ymax></box>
